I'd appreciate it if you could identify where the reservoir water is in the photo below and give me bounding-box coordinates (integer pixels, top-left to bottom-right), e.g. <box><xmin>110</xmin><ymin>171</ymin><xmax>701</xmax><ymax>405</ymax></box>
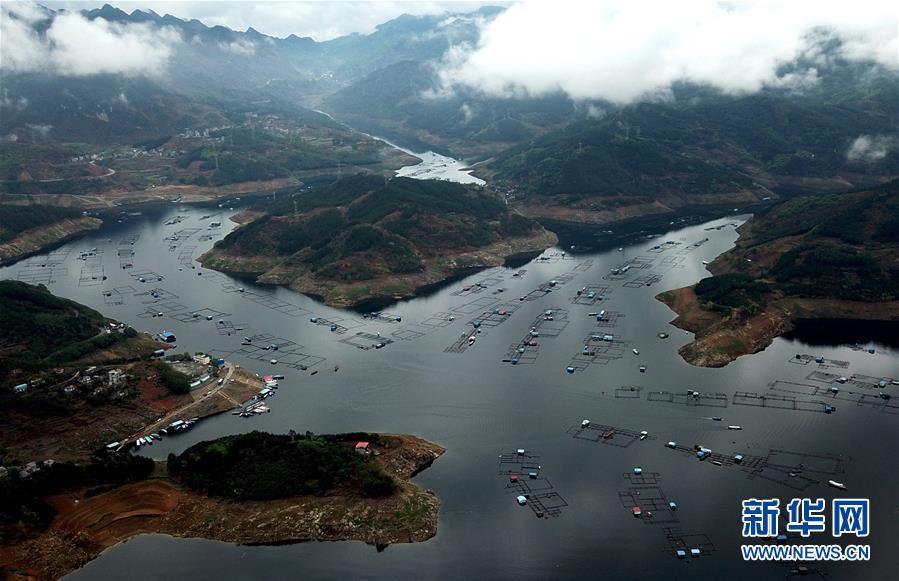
<box><xmin>1</xmin><ymin>207</ymin><xmax>896</xmax><ymax>581</ymax></box>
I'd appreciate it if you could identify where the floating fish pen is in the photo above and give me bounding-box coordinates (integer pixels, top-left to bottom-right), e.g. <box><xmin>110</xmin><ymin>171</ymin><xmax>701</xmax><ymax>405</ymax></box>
<box><xmin>647</xmin><ymin>391</ymin><xmax>729</xmax><ymax>408</ymax></box>
<box><xmin>568</xmin><ymin>422</ymin><xmax>656</xmax><ymax>448</ymax></box>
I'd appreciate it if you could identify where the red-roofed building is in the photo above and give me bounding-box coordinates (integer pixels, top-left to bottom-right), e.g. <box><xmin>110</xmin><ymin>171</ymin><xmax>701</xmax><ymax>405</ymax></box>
<box><xmin>355</xmin><ymin>441</ymin><xmax>370</xmax><ymax>455</ymax></box>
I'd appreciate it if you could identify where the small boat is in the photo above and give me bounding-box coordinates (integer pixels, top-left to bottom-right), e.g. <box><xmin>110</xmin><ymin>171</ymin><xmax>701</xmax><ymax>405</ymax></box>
<box><xmin>581</xmin><ymin>419</ymin><xmax>590</xmax><ymax>428</ymax></box>
<box><xmin>632</xmin><ymin>506</ymin><xmax>642</xmax><ymax>517</ymax></box>
<box><xmin>632</xmin><ymin>348</ymin><xmax>640</xmax><ymax>355</ymax></box>
<box><xmin>517</xmin><ymin>495</ymin><xmax>528</xmax><ymax>506</ymax></box>
<box><xmin>510</xmin><ymin>475</ymin><xmax>518</xmax><ymax>483</ymax></box>
<box><xmin>639</xmin><ymin>431</ymin><xmax>648</xmax><ymax>440</ymax></box>
<box><xmin>727</xmin><ymin>425</ymin><xmax>742</xmax><ymax>430</ymax></box>
<box><xmin>566</xmin><ymin>366</ymin><xmax>575</xmax><ymax>374</ymax></box>
<box><xmin>669</xmin><ymin>502</ymin><xmax>677</xmax><ymax>510</ymax></box>
<box><xmin>639</xmin><ymin>365</ymin><xmax>646</xmax><ymax>373</ymax></box>
<box><xmin>828</xmin><ymin>480</ymin><xmax>847</xmax><ymax>490</ymax></box>
<box><xmin>602</xmin><ymin>430</ymin><xmax>614</xmax><ymax>439</ymax></box>
<box><xmin>712</xmin><ymin>417</ymin><xmax>722</xmax><ymax>421</ymax></box>
<box><xmin>310</xmin><ymin>370</ymin><xmax>318</xmax><ymax>376</ymax></box>
<box><xmin>633</xmin><ymin>467</ymin><xmax>642</xmax><ymax>475</ymax></box>
<box><xmin>712</xmin><ymin>460</ymin><xmax>723</xmax><ymax>466</ymax></box>
<box><xmin>666</xmin><ymin>441</ymin><xmax>677</xmax><ymax>448</ymax></box>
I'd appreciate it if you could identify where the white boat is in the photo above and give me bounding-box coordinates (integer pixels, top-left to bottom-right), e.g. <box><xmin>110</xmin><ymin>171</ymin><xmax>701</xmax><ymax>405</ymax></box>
<box><xmin>727</xmin><ymin>425</ymin><xmax>742</xmax><ymax>430</ymax></box>
<box><xmin>639</xmin><ymin>431</ymin><xmax>648</xmax><ymax>440</ymax></box>
<box><xmin>828</xmin><ymin>480</ymin><xmax>847</xmax><ymax>490</ymax></box>
<box><xmin>633</xmin><ymin>348</ymin><xmax>640</xmax><ymax>355</ymax></box>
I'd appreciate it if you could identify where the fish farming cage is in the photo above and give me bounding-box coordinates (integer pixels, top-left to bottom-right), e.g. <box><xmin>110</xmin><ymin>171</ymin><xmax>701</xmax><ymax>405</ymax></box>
<box><xmin>645</xmin><ymin>241</ymin><xmax>681</xmax><ymax>254</ymax></box>
<box><xmin>137</xmin><ymin>301</ymin><xmax>186</xmax><ymax>319</ymax></box>
<box><xmin>232</xmin><ymin>342</ymin><xmax>325</xmax><ymax>370</ymax></box>
<box><xmin>451</xmin><ymin>296</ymin><xmax>500</xmax><ymax>314</ymax></box>
<box><xmin>171</xmin><ymin>307</ymin><xmax>231</xmax><ymax>323</ymax></box>
<box><xmin>618</xmin><ymin>491</ymin><xmax>679</xmax><ymax>525</ymax></box>
<box><xmin>524</xmin><ymin>492</ymin><xmax>568</xmax><ymax>518</ymax></box>
<box><xmin>502</xmin><ymin>342</ymin><xmax>539</xmax><ymax>365</ymax></box>
<box><xmin>232</xmin><ymin>291</ymin><xmax>312</xmax><ymax>317</ymax></box>
<box><xmin>214</xmin><ymin>320</ymin><xmax>248</xmax><ymax>335</ymax></box>
<box><xmin>623</xmin><ymin>472</ymin><xmax>663</xmax><ymax>486</ymax></box>
<box><xmin>469</xmin><ymin>302</ymin><xmax>522</xmax><ymax>328</ymax></box>
<box><xmin>659</xmin><ymin>255</ymin><xmax>686</xmax><ymax>267</ymax></box>
<box><xmin>732</xmin><ymin>391</ymin><xmax>830</xmax><ymax>413</ymax></box>
<box><xmin>788</xmin><ymin>353</ymin><xmax>850</xmax><ymax>369</ymax></box>
<box><xmin>623</xmin><ymin>273</ymin><xmax>664</xmax><ymax>288</ymax></box>
<box><xmin>16</xmin><ymin>267</ymin><xmax>64</xmax><ymax>285</ymax></box>
<box><xmin>593</xmin><ymin>310</ymin><xmax>625</xmax><ymax>328</ymax></box>
<box><xmin>745</xmin><ymin>464</ymin><xmax>820</xmax><ymax>492</ymax></box>
<box><xmin>520</xmin><ymin>287</ymin><xmax>554</xmax><ymax>301</ymax></box>
<box><xmin>178</xmin><ymin>244</ymin><xmax>199</xmax><ymax>266</ymax></box>
<box><xmin>661</xmin><ymin>528</ymin><xmax>717</xmax><ymax>556</ymax></box>
<box><xmin>445</xmin><ymin>332</ymin><xmax>475</xmax><ymax>353</ymax></box>
<box><xmin>419</xmin><ymin>312</ymin><xmax>457</xmax><ymax>328</ymax></box>
<box><xmin>570</xmin><ymin>284</ymin><xmax>611</xmax><ymax>305</ymax></box>
<box><xmin>136</xmin><ymin>288</ymin><xmax>179</xmax><ymax>302</ymax></box>
<box><xmin>850</xmin><ymin>373</ymin><xmax>896</xmax><ymax>388</ymax></box>
<box><xmin>118</xmin><ymin>233</ymin><xmax>141</xmax><ymax>246</ymax></box>
<box><xmin>763</xmin><ymin>449</ymin><xmax>847</xmax><ymax>476</ymax></box>
<box><xmin>391</xmin><ymin>324</ymin><xmax>431</xmax><ymax>341</ymax></box>
<box><xmin>310</xmin><ymin>316</ymin><xmax>359</xmax><ymax>334</ymax></box>
<box><xmin>534</xmin><ymin>251</ymin><xmax>575</xmax><ymax>263</ymax></box>
<box><xmin>165</xmin><ymin>228</ymin><xmax>201</xmax><ymax>250</ymax></box>
<box><xmin>615</xmin><ymin>385</ymin><xmax>643</xmax><ymax>399</ymax></box>
<box><xmin>78</xmin><ymin>261</ymin><xmax>106</xmax><ymax>287</ymax></box>
<box><xmin>339</xmin><ymin>332</ymin><xmax>395</xmax><ymax>350</ymax></box>
<box><xmin>363</xmin><ymin>311</ymin><xmax>404</xmax><ymax>323</ymax></box>
<box><xmin>129</xmin><ymin>269</ymin><xmax>165</xmax><ymax>282</ymax></box>
<box><xmin>505</xmin><ymin>477</ymin><xmax>555</xmax><ymax>494</ymax></box>
<box><xmin>567</xmin><ymin>423</ymin><xmax>655</xmax><ymax>448</ymax></box>
<box><xmin>647</xmin><ymin>391</ymin><xmax>729</xmax><ymax>408</ymax></box>
<box><xmin>768</xmin><ymin>380</ymin><xmax>894</xmax><ymax>410</ymax></box>
<box><xmin>573</xmin><ymin>259</ymin><xmax>594</xmax><ymax>272</ymax></box>
<box><xmin>675</xmin><ymin>238</ymin><xmax>710</xmax><ymax>255</ymax></box>
<box><xmin>102</xmin><ymin>285</ymin><xmax>136</xmax><ymax>305</ymax></box>
<box><xmin>497</xmin><ymin>451</ymin><xmax>542</xmax><ymax>475</ymax></box>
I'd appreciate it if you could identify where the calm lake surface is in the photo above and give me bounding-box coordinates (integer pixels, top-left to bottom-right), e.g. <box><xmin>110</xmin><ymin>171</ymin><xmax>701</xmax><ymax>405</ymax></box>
<box><xmin>2</xmin><ymin>206</ymin><xmax>896</xmax><ymax>581</ymax></box>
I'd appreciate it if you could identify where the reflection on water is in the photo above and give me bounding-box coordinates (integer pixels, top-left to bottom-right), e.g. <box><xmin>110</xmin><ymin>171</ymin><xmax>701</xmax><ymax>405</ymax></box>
<box><xmin>1</xmin><ymin>206</ymin><xmax>895</xmax><ymax>581</ymax></box>
<box><xmin>783</xmin><ymin>318</ymin><xmax>899</xmax><ymax>349</ymax></box>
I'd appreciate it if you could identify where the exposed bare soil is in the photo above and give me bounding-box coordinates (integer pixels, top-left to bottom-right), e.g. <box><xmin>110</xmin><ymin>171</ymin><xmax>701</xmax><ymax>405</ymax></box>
<box><xmin>0</xmin><ymin>436</ymin><xmax>445</xmax><ymax>581</ymax></box>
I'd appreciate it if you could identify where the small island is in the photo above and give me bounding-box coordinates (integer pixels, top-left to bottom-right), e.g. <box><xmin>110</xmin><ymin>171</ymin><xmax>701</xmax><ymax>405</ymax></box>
<box><xmin>1</xmin><ymin>432</ymin><xmax>444</xmax><ymax>580</ymax></box>
<box><xmin>199</xmin><ymin>175</ymin><xmax>557</xmax><ymax>307</ymax></box>
<box><xmin>658</xmin><ymin>180</ymin><xmax>899</xmax><ymax>367</ymax></box>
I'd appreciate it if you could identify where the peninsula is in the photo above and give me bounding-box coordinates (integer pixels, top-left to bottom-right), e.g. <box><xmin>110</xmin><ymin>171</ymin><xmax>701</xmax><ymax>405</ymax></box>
<box><xmin>658</xmin><ymin>181</ymin><xmax>899</xmax><ymax>367</ymax></box>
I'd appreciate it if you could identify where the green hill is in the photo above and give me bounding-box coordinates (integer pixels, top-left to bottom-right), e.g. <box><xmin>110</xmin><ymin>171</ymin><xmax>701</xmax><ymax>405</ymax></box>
<box><xmin>201</xmin><ymin>175</ymin><xmax>556</xmax><ymax>306</ymax></box>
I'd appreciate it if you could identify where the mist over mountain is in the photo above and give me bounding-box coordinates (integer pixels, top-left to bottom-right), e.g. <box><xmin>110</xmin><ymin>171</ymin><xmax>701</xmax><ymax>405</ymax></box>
<box><xmin>1</xmin><ymin>1</ymin><xmax>896</xmax><ymax>205</ymax></box>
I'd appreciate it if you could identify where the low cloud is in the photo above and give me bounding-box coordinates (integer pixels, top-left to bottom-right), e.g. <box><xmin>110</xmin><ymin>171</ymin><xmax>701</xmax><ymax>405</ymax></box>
<box><xmin>846</xmin><ymin>134</ymin><xmax>897</xmax><ymax>163</ymax></box>
<box><xmin>1</xmin><ymin>1</ymin><xmax>180</xmax><ymax>77</ymax></box>
<box><xmin>220</xmin><ymin>39</ymin><xmax>256</xmax><ymax>56</ymax></box>
<box><xmin>435</xmin><ymin>0</ymin><xmax>898</xmax><ymax>103</ymax></box>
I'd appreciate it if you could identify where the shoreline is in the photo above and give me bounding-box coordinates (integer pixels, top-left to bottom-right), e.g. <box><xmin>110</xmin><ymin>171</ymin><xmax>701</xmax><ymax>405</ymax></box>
<box><xmin>657</xmin><ymin>287</ymin><xmax>899</xmax><ymax>368</ymax></box>
<box><xmin>198</xmin><ymin>228</ymin><xmax>558</xmax><ymax>308</ymax></box>
<box><xmin>0</xmin><ymin>217</ymin><xmax>103</xmax><ymax>267</ymax></box>
<box><xmin>0</xmin><ymin>435</ymin><xmax>445</xmax><ymax>581</ymax></box>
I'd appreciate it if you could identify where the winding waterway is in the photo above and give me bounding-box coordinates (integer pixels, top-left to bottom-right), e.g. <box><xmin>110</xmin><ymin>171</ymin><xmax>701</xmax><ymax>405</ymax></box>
<box><xmin>2</xmin><ymin>205</ymin><xmax>897</xmax><ymax>580</ymax></box>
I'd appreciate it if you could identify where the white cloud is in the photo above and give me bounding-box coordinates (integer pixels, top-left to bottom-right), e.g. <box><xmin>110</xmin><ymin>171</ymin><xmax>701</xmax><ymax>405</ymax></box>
<box><xmin>435</xmin><ymin>0</ymin><xmax>898</xmax><ymax>103</ymax></box>
<box><xmin>220</xmin><ymin>38</ymin><xmax>256</xmax><ymax>55</ymax></box>
<box><xmin>846</xmin><ymin>134</ymin><xmax>897</xmax><ymax>163</ymax></box>
<box><xmin>1</xmin><ymin>1</ymin><xmax>180</xmax><ymax>76</ymax></box>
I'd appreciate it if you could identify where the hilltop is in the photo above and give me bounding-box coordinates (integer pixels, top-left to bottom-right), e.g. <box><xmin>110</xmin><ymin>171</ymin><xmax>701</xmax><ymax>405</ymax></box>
<box><xmin>1</xmin><ymin>432</ymin><xmax>445</xmax><ymax>580</ymax></box>
<box><xmin>200</xmin><ymin>175</ymin><xmax>557</xmax><ymax>306</ymax></box>
<box><xmin>658</xmin><ymin>180</ymin><xmax>899</xmax><ymax>367</ymax></box>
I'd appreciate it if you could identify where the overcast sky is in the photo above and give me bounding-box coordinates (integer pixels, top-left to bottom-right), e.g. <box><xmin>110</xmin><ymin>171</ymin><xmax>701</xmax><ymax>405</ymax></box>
<box><xmin>47</xmin><ymin>0</ymin><xmax>503</xmax><ymax>40</ymax></box>
<box><xmin>2</xmin><ymin>1</ymin><xmax>896</xmax><ymax>103</ymax></box>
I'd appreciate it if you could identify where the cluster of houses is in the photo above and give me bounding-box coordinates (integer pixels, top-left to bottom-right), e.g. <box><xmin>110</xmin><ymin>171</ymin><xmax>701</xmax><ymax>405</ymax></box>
<box><xmin>0</xmin><ymin>459</ymin><xmax>55</xmax><ymax>480</ymax></box>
